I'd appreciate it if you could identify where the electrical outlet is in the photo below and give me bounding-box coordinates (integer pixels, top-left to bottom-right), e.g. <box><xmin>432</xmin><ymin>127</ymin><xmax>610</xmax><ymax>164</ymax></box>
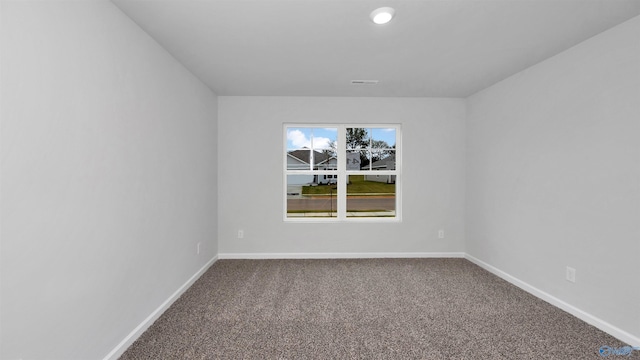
<box><xmin>238</xmin><ymin>230</ymin><xmax>244</xmax><ymax>239</ymax></box>
<box><xmin>197</xmin><ymin>242</ymin><xmax>201</xmax><ymax>255</ymax></box>
<box><xmin>438</xmin><ymin>230</ymin><xmax>444</xmax><ymax>239</ymax></box>
<box><xmin>566</xmin><ymin>266</ymin><xmax>576</xmax><ymax>283</ymax></box>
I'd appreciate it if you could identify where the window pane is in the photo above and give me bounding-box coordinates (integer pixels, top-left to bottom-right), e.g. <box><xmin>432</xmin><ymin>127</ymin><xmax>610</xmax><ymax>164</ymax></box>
<box><xmin>313</xmin><ymin>150</ymin><xmax>337</xmax><ymax>171</ymax></box>
<box><xmin>346</xmin><ymin>175</ymin><xmax>396</xmax><ymax>218</ymax></box>
<box><xmin>287</xmin><ymin>127</ymin><xmax>337</xmax><ymax>170</ymax></box>
<box><xmin>346</xmin><ymin>127</ymin><xmax>369</xmax><ymax>150</ymax></box>
<box><xmin>371</xmin><ymin>128</ymin><xmax>396</xmax><ymax>149</ymax></box>
<box><xmin>312</xmin><ymin>127</ymin><xmax>337</xmax><ymax>169</ymax></box>
<box><xmin>286</xmin><ymin>127</ymin><xmax>312</xmax><ymax>151</ymax></box>
<box><xmin>346</xmin><ymin>127</ymin><xmax>396</xmax><ymax>171</ymax></box>
<box><xmin>287</xmin><ymin>175</ymin><xmax>337</xmax><ymax>218</ymax></box>
<box><xmin>287</xmin><ymin>148</ymin><xmax>311</xmax><ymax>170</ymax></box>
<box><xmin>370</xmin><ymin>150</ymin><xmax>395</xmax><ymax>171</ymax></box>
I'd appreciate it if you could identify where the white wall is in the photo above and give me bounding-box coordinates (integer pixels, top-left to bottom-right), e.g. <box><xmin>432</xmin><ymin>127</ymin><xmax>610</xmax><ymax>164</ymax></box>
<box><xmin>466</xmin><ymin>15</ymin><xmax>640</xmax><ymax>342</ymax></box>
<box><xmin>1</xmin><ymin>2</ymin><xmax>218</xmax><ymax>359</ymax></box>
<box><xmin>218</xmin><ymin>97</ymin><xmax>465</xmax><ymax>256</ymax></box>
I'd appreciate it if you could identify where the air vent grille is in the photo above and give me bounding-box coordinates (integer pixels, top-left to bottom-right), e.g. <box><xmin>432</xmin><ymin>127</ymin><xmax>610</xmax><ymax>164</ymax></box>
<box><xmin>350</xmin><ymin>80</ymin><xmax>379</xmax><ymax>85</ymax></box>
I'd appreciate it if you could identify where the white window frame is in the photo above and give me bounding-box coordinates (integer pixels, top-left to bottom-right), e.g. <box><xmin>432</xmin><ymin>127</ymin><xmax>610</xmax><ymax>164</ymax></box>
<box><xmin>283</xmin><ymin>124</ymin><xmax>402</xmax><ymax>222</ymax></box>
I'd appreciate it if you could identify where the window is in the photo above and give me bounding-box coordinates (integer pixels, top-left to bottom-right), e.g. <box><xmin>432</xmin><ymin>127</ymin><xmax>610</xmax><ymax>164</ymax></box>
<box><xmin>284</xmin><ymin>125</ymin><xmax>400</xmax><ymax>221</ymax></box>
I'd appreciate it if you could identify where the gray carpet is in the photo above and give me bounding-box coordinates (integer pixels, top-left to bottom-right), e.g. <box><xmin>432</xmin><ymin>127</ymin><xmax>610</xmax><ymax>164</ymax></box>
<box><xmin>120</xmin><ymin>258</ymin><xmax>636</xmax><ymax>359</ymax></box>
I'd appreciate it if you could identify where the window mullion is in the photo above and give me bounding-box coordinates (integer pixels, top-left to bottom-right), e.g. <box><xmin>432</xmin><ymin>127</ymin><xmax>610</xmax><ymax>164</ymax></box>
<box><xmin>337</xmin><ymin>125</ymin><xmax>347</xmax><ymax>220</ymax></box>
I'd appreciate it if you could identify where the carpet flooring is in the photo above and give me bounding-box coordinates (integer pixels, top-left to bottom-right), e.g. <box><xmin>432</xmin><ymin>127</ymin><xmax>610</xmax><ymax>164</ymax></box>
<box><xmin>120</xmin><ymin>258</ymin><xmax>637</xmax><ymax>359</ymax></box>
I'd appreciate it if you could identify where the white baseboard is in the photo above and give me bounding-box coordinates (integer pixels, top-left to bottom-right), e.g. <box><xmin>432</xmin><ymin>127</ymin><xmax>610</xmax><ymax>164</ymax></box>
<box><xmin>465</xmin><ymin>254</ymin><xmax>640</xmax><ymax>347</ymax></box>
<box><xmin>218</xmin><ymin>252</ymin><xmax>465</xmax><ymax>259</ymax></box>
<box><xmin>102</xmin><ymin>256</ymin><xmax>218</xmax><ymax>360</ymax></box>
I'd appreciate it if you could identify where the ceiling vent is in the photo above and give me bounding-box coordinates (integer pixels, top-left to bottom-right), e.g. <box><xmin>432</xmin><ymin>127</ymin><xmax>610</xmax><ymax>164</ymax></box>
<box><xmin>351</xmin><ymin>80</ymin><xmax>379</xmax><ymax>85</ymax></box>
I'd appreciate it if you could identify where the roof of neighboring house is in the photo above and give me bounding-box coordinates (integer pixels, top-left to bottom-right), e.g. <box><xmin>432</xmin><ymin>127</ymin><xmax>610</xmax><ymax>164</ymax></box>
<box><xmin>368</xmin><ymin>155</ymin><xmax>396</xmax><ymax>169</ymax></box>
<box><xmin>287</xmin><ymin>149</ymin><xmax>335</xmax><ymax>165</ymax></box>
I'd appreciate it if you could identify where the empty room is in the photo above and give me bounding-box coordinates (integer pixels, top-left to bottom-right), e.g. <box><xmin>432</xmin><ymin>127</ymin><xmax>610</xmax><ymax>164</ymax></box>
<box><xmin>1</xmin><ymin>0</ymin><xmax>639</xmax><ymax>359</ymax></box>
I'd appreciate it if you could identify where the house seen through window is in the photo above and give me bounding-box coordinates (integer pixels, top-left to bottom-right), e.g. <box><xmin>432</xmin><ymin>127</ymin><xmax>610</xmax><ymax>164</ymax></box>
<box><xmin>284</xmin><ymin>125</ymin><xmax>400</xmax><ymax>221</ymax></box>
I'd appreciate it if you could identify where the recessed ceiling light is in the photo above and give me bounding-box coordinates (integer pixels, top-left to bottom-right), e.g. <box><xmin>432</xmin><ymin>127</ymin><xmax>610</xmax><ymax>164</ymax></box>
<box><xmin>370</xmin><ymin>7</ymin><xmax>395</xmax><ymax>25</ymax></box>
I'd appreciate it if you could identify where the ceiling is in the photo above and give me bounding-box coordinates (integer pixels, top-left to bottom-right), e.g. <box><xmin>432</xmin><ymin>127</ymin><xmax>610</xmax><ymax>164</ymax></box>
<box><xmin>112</xmin><ymin>0</ymin><xmax>640</xmax><ymax>98</ymax></box>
